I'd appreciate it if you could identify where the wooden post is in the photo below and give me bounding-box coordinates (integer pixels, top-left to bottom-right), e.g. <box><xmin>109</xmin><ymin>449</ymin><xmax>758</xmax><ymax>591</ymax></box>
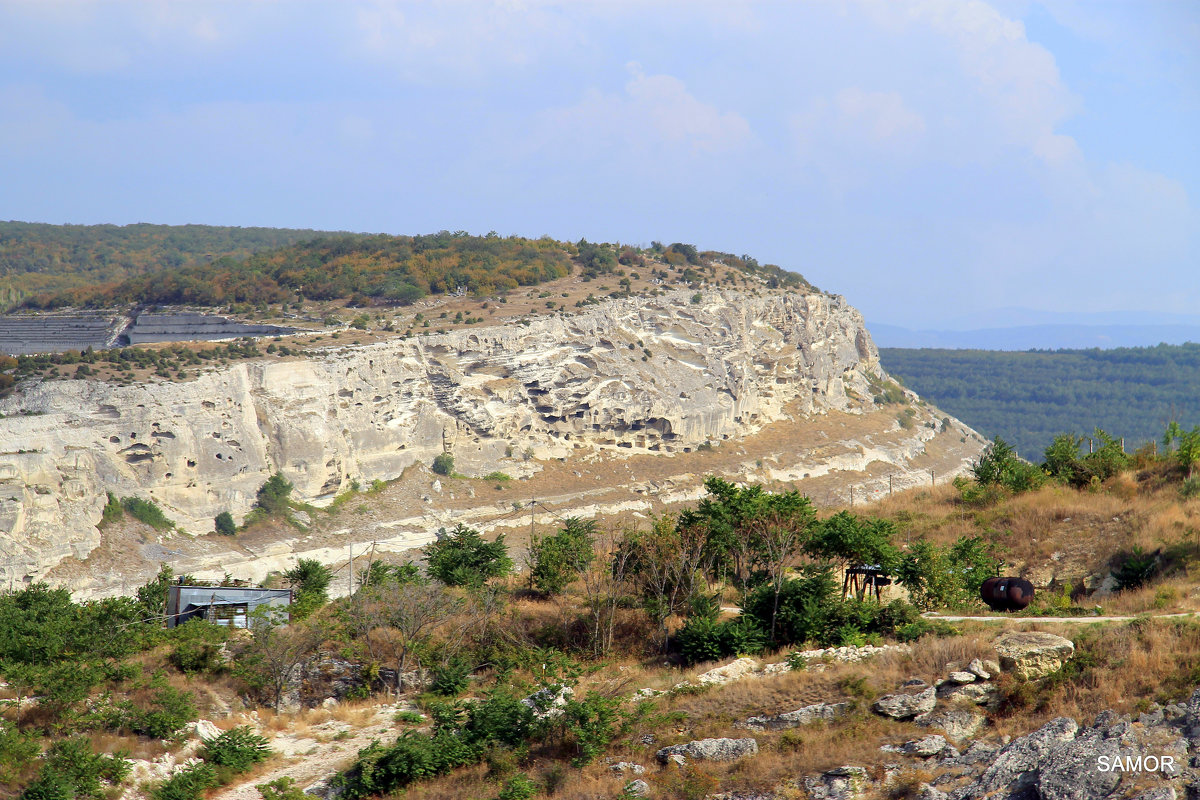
<box><xmin>889</xmin><ymin>474</ymin><xmax>893</xmax><ymax>496</ymax></box>
<box><xmin>850</xmin><ymin>486</ymin><xmax>854</xmax><ymax>507</ymax></box>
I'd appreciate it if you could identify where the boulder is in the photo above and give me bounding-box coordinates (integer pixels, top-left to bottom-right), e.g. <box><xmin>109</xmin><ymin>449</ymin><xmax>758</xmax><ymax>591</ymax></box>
<box><xmin>1129</xmin><ymin>788</ymin><xmax>1176</xmax><ymax>800</ymax></box>
<box><xmin>623</xmin><ymin>779</ymin><xmax>650</xmax><ymax>797</ymax></box>
<box><xmin>920</xmin><ymin>709</ymin><xmax>986</xmax><ymax>743</ymax></box>
<box><xmin>966</xmin><ymin>658</ymin><xmax>990</xmax><ymax>679</ymax></box>
<box><xmin>873</xmin><ymin>687</ymin><xmax>936</xmax><ymax>720</ymax></box>
<box><xmin>740</xmin><ymin>702</ymin><xmax>851</xmax><ymax>732</ymax></box>
<box><xmin>803</xmin><ymin>766</ymin><xmax>872</xmax><ymax>800</ymax></box>
<box><xmin>881</xmin><ymin>735</ymin><xmax>949</xmax><ymax>758</ymax></box>
<box><xmin>939</xmin><ymin>682</ymin><xmax>998</xmax><ymax>706</ymax></box>
<box><xmin>947</xmin><ymin>671</ymin><xmax>976</xmax><ymax>685</ymax></box>
<box><xmin>610</xmin><ymin>762</ymin><xmax>645</xmax><ymax>775</ymax></box>
<box><xmin>955</xmin><ymin>717</ymin><xmax>1079</xmax><ymax>799</ymax></box>
<box><xmin>656</xmin><ymin>738</ymin><xmax>759</xmax><ymax>764</ymax></box>
<box><xmin>696</xmin><ymin>657</ymin><xmax>760</xmax><ymax>686</ymax></box>
<box><xmin>187</xmin><ymin>719</ymin><xmax>222</xmax><ymax>741</ymax></box>
<box><xmin>521</xmin><ymin>685</ymin><xmax>574</xmax><ymax>719</ymax></box>
<box><xmin>993</xmin><ymin>632</ymin><xmax>1074</xmax><ymax>680</ymax></box>
<box><xmin>982</xmin><ymin>659</ymin><xmax>1001</xmax><ymax>676</ymax></box>
<box><xmin>1036</xmin><ymin>728</ymin><xmax>1122</xmax><ymax>800</ymax></box>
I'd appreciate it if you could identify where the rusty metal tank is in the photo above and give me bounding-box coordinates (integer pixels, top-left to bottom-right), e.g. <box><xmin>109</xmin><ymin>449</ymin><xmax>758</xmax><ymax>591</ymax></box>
<box><xmin>980</xmin><ymin>577</ymin><xmax>1035</xmax><ymax>612</ymax></box>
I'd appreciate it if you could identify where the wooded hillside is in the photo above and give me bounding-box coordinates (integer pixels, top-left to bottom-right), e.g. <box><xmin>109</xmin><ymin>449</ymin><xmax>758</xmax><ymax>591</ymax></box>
<box><xmin>0</xmin><ymin>222</ymin><xmax>327</xmax><ymax>309</ymax></box>
<box><xmin>880</xmin><ymin>343</ymin><xmax>1200</xmax><ymax>458</ymax></box>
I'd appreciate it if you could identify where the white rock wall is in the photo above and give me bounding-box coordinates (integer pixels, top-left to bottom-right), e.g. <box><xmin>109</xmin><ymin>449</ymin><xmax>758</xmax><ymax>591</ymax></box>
<box><xmin>0</xmin><ymin>288</ymin><xmax>885</xmax><ymax>584</ymax></box>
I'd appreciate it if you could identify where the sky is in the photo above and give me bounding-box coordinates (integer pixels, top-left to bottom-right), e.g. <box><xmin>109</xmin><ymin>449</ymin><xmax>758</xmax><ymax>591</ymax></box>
<box><xmin>0</xmin><ymin>0</ymin><xmax>1197</xmax><ymax>329</ymax></box>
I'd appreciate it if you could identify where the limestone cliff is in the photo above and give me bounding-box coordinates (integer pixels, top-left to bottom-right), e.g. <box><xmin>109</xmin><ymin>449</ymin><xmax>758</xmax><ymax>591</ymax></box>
<box><xmin>0</xmin><ymin>288</ymin><xmax>953</xmax><ymax>587</ymax></box>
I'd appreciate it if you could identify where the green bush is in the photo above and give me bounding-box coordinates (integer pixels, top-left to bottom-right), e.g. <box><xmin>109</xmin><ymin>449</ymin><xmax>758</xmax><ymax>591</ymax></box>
<box><xmin>150</xmin><ymin>762</ymin><xmax>219</xmax><ymax>800</ymax></box>
<box><xmin>199</xmin><ymin>726</ymin><xmax>272</xmax><ymax>771</ymax></box>
<box><xmin>424</xmin><ymin>524</ymin><xmax>513</xmax><ymax>587</ymax></box>
<box><xmin>482</xmin><ymin>471</ymin><xmax>511</xmax><ymax>482</ymax></box>
<box><xmin>430</xmin><ymin>658</ymin><xmax>472</xmax><ymax>697</ymax></box>
<box><xmin>257</xmin><ymin>777</ymin><xmax>308</xmax><ymax>800</ymax></box>
<box><xmin>332</xmin><ymin>731</ymin><xmax>480</xmax><ymax>800</ymax></box>
<box><xmin>21</xmin><ymin>738</ymin><xmax>129</xmax><ymax>800</ymax></box>
<box><xmin>431</xmin><ymin>453</ymin><xmax>455</xmax><ymax>476</ymax></box>
<box><xmin>214</xmin><ymin>512</ymin><xmax>236</xmax><ymax>536</ymax></box>
<box><xmin>1113</xmin><ymin>546</ymin><xmax>1157</xmax><ymax>592</ymax></box>
<box><xmin>168</xmin><ymin>620</ymin><xmax>228</xmax><ymax>675</ymax></box>
<box><xmin>107</xmin><ymin>681</ymin><xmax>198</xmax><ymax>739</ymax></box>
<box><xmin>100</xmin><ymin>492</ymin><xmax>123</xmax><ymax>527</ymax></box>
<box><xmin>496</xmin><ymin>774</ymin><xmax>539</xmax><ymax>800</ymax></box>
<box><xmin>121</xmin><ymin>497</ymin><xmax>174</xmax><ymax>531</ymax></box>
<box><xmin>255</xmin><ymin>472</ymin><xmax>293</xmax><ymax>515</ymax></box>
<box><xmin>563</xmin><ymin>692</ymin><xmax>622</xmax><ymax>766</ymax></box>
<box><xmin>675</xmin><ymin>615</ymin><xmax>766</xmax><ymax>666</ymax></box>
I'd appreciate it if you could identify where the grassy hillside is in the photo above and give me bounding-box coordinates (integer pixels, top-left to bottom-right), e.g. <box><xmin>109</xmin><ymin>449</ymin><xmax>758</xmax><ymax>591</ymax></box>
<box><xmin>880</xmin><ymin>343</ymin><xmax>1200</xmax><ymax>459</ymax></box>
<box><xmin>0</xmin><ymin>221</ymin><xmax>330</xmax><ymax>310</ymax></box>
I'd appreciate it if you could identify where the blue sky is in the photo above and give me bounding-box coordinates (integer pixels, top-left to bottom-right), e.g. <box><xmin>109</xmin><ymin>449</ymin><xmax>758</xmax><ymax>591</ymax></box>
<box><xmin>0</xmin><ymin>1</ymin><xmax>1196</xmax><ymax>328</ymax></box>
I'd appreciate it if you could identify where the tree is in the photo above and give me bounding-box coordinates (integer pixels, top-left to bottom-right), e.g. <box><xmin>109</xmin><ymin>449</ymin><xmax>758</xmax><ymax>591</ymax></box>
<box><xmin>578</xmin><ymin>529</ymin><xmax>638</xmax><ymax>658</ymax></box>
<box><xmin>214</xmin><ymin>512</ymin><xmax>236</xmax><ymax>536</ymax></box>
<box><xmin>232</xmin><ymin>608</ymin><xmax>324</xmax><ymax>710</ymax></box>
<box><xmin>809</xmin><ymin>512</ymin><xmax>899</xmax><ymax>576</ymax></box>
<box><xmin>972</xmin><ymin>436</ymin><xmax>1043</xmax><ymax>492</ymax></box>
<box><xmin>339</xmin><ymin>581</ymin><xmax>461</xmax><ymax>692</ymax></box>
<box><xmin>284</xmin><ymin>559</ymin><xmax>333</xmax><ymax>619</ymax></box>
<box><xmin>530</xmin><ymin>518</ymin><xmax>596</xmax><ymax>596</ymax></box>
<box><xmin>424</xmin><ymin>524</ymin><xmax>512</xmax><ymax>587</ymax></box>
<box><xmin>256</xmin><ymin>472</ymin><xmax>293</xmax><ymax>515</ymax></box>
<box><xmin>620</xmin><ymin>514</ymin><xmax>713</xmax><ymax>652</ymax></box>
<box><xmin>431</xmin><ymin>453</ymin><xmax>454</xmax><ymax>476</ymax></box>
<box><xmin>1165</xmin><ymin>422</ymin><xmax>1200</xmax><ymax>478</ymax></box>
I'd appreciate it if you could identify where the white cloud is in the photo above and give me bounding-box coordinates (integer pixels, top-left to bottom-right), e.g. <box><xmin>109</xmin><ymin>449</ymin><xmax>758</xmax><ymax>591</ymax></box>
<box><xmin>535</xmin><ymin>66</ymin><xmax>753</xmax><ymax>158</ymax></box>
<box><xmin>854</xmin><ymin>0</ymin><xmax>1081</xmax><ymax>165</ymax></box>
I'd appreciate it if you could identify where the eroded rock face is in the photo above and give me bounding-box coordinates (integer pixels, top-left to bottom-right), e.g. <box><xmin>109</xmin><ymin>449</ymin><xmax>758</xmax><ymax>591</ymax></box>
<box><xmin>0</xmin><ymin>288</ymin><xmax>975</xmax><ymax>588</ymax></box>
<box><xmin>993</xmin><ymin>632</ymin><xmax>1075</xmax><ymax>680</ymax></box>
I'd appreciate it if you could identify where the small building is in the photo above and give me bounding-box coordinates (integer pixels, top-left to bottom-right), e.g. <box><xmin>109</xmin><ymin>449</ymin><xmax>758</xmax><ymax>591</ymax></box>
<box><xmin>166</xmin><ymin>582</ymin><xmax>292</xmax><ymax>628</ymax></box>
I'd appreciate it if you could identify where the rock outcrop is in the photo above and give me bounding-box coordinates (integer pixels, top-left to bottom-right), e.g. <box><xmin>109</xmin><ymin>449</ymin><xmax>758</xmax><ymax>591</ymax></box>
<box><xmin>0</xmin><ymin>288</ymin><xmax>981</xmax><ymax>589</ymax></box>
<box><xmin>655</xmin><ymin>737</ymin><xmax>759</xmax><ymax>764</ymax></box>
<box><xmin>873</xmin><ymin>687</ymin><xmax>937</xmax><ymax>720</ymax></box>
<box><xmin>993</xmin><ymin>631</ymin><xmax>1075</xmax><ymax>680</ymax></box>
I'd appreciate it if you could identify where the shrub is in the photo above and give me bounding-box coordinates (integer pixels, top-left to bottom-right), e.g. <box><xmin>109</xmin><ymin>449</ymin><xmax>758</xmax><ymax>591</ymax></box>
<box><xmin>168</xmin><ymin>619</ymin><xmax>228</xmax><ymax>675</ymax></box>
<box><xmin>150</xmin><ymin>762</ymin><xmax>218</xmax><ymax>800</ymax></box>
<box><xmin>100</xmin><ymin>492</ymin><xmax>123</xmax><ymax>527</ymax></box>
<box><xmin>332</xmin><ymin>731</ymin><xmax>479</xmax><ymax>800</ymax></box>
<box><xmin>496</xmin><ymin>774</ymin><xmax>539</xmax><ymax>800</ymax></box>
<box><xmin>121</xmin><ymin>496</ymin><xmax>174</xmax><ymax>531</ymax></box>
<box><xmin>431</xmin><ymin>453</ymin><xmax>455</xmax><ymax>476</ymax></box>
<box><xmin>200</xmin><ymin>726</ymin><xmax>272</xmax><ymax>771</ymax></box>
<box><xmin>257</xmin><ymin>777</ymin><xmax>308</xmax><ymax>800</ymax></box>
<box><xmin>109</xmin><ymin>682</ymin><xmax>197</xmax><ymax>739</ymax></box>
<box><xmin>255</xmin><ymin>472</ymin><xmax>293</xmax><ymax>515</ymax></box>
<box><xmin>430</xmin><ymin>658</ymin><xmax>472</xmax><ymax>697</ymax></box>
<box><xmin>214</xmin><ymin>512</ymin><xmax>236</xmax><ymax>536</ymax></box>
<box><xmin>22</xmin><ymin>738</ymin><xmax>129</xmax><ymax>800</ymax></box>
<box><xmin>424</xmin><ymin>524</ymin><xmax>513</xmax><ymax>587</ymax></box>
<box><xmin>675</xmin><ymin>615</ymin><xmax>765</xmax><ymax>666</ymax></box>
<box><xmin>1113</xmin><ymin>546</ymin><xmax>1157</xmax><ymax>592</ymax></box>
<box><xmin>563</xmin><ymin>692</ymin><xmax>622</xmax><ymax>766</ymax></box>
<box><xmin>482</xmin><ymin>471</ymin><xmax>511</xmax><ymax>482</ymax></box>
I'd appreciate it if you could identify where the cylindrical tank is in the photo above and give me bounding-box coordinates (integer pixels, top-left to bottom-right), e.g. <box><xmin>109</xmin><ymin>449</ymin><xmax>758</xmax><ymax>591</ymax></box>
<box><xmin>980</xmin><ymin>577</ymin><xmax>1035</xmax><ymax>611</ymax></box>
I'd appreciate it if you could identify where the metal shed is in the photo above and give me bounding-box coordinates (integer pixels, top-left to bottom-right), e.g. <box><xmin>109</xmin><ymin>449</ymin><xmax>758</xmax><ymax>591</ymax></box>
<box><xmin>166</xmin><ymin>583</ymin><xmax>293</xmax><ymax>628</ymax></box>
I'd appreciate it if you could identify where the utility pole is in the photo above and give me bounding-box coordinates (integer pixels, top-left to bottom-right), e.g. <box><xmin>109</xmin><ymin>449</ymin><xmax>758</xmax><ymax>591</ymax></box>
<box><xmin>849</xmin><ymin>486</ymin><xmax>854</xmax><ymax>507</ymax></box>
<box><xmin>348</xmin><ymin>541</ymin><xmax>354</xmax><ymax>599</ymax></box>
<box><xmin>889</xmin><ymin>474</ymin><xmax>894</xmax><ymax>497</ymax></box>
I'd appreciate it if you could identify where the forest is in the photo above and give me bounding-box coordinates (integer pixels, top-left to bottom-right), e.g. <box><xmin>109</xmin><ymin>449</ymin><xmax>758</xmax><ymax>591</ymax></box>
<box><xmin>0</xmin><ymin>222</ymin><xmax>326</xmax><ymax>309</ymax></box>
<box><xmin>880</xmin><ymin>343</ymin><xmax>1200</xmax><ymax>458</ymax></box>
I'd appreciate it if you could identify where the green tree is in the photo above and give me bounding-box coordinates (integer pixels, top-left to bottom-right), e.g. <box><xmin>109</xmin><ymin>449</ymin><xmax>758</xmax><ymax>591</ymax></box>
<box><xmin>214</xmin><ymin>511</ymin><xmax>236</xmax><ymax>536</ymax></box>
<box><xmin>431</xmin><ymin>453</ymin><xmax>455</xmax><ymax>476</ymax></box>
<box><xmin>424</xmin><ymin>524</ymin><xmax>512</xmax><ymax>587</ymax></box>
<box><xmin>284</xmin><ymin>559</ymin><xmax>333</xmax><ymax>619</ymax></box>
<box><xmin>529</xmin><ymin>518</ymin><xmax>596</xmax><ymax>596</ymax></box>
<box><xmin>256</xmin><ymin>472</ymin><xmax>293</xmax><ymax>515</ymax></box>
